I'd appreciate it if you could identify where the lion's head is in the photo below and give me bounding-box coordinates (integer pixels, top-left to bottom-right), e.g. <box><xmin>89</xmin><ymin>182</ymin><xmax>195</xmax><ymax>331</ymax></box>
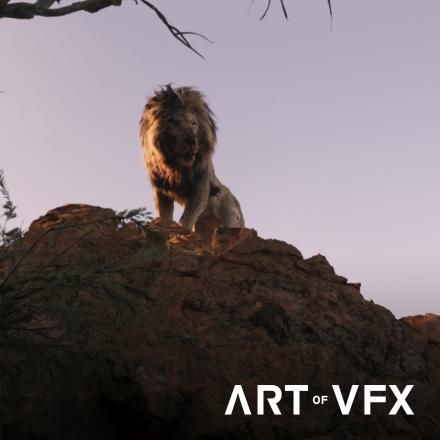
<box><xmin>140</xmin><ymin>85</ymin><xmax>217</xmax><ymax>171</ymax></box>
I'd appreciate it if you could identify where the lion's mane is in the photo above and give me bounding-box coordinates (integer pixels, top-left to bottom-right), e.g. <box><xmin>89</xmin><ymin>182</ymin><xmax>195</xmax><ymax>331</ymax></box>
<box><xmin>140</xmin><ymin>85</ymin><xmax>217</xmax><ymax>199</ymax></box>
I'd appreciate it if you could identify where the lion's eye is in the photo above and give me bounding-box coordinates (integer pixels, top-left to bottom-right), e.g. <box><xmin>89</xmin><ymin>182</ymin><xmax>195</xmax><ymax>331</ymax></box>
<box><xmin>192</xmin><ymin>121</ymin><xmax>198</xmax><ymax>127</ymax></box>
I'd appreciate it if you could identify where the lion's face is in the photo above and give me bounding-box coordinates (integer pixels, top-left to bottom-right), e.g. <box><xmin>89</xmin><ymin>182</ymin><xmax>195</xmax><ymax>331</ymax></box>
<box><xmin>161</xmin><ymin>110</ymin><xmax>200</xmax><ymax>168</ymax></box>
<box><xmin>140</xmin><ymin>85</ymin><xmax>217</xmax><ymax>173</ymax></box>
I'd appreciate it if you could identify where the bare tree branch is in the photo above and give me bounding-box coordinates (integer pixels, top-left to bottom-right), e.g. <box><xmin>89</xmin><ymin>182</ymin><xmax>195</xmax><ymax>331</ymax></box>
<box><xmin>280</xmin><ymin>0</ymin><xmax>288</xmax><ymax>19</ymax></box>
<box><xmin>260</xmin><ymin>0</ymin><xmax>288</xmax><ymax>20</ymax></box>
<box><xmin>35</xmin><ymin>0</ymin><xmax>58</xmax><ymax>8</ymax></box>
<box><xmin>260</xmin><ymin>0</ymin><xmax>272</xmax><ymax>20</ymax></box>
<box><xmin>0</xmin><ymin>0</ymin><xmax>210</xmax><ymax>57</ymax></box>
<box><xmin>0</xmin><ymin>0</ymin><xmax>119</xmax><ymax>19</ymax></box>
<box><xmin>138</xmin><ymin>0</ymin><xmax>210</xmax><ymax>58</ymax></box>
<box><xmin>0</xmin><ymin>1</ymin><xmax>333</xmax><ymax>56</ymax></box>
<box><xmin>259</xmin><ymin>0</ymin><xmax>332</xmax><ymax>21</ymax></box>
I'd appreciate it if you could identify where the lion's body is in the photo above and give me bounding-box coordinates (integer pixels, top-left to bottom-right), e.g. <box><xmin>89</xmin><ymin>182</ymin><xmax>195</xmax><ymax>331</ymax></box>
<box><xmin>140</xmin><ymin>85</ymin><xmax>244</xmax><ymax>234</ymax></box>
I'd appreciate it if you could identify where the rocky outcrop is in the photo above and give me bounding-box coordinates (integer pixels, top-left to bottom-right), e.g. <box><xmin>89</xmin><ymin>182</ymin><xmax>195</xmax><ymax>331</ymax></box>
<box><xmin>400</xmin><ymin>314</ymin><xmax>440</xmax><ymax>346</ymax></box>
<box><xmin>1</xmin><ymin>204</ymin><xmax>439</xmax><ymax>439</ymax></box>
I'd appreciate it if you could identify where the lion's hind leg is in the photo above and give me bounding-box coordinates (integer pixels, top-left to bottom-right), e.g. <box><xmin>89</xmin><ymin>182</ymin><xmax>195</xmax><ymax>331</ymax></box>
<box><xmin>213</xmin><ymin>187</ymin><xmax>245</xmax><ymax>228</ymax></box>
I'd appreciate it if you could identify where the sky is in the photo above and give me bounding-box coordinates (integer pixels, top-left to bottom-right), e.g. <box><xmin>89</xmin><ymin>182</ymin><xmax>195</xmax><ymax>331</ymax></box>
<box><xmin>1</xmin><ymin>0</ymin><xmax>439</xmax><ymax>318</ymax></box>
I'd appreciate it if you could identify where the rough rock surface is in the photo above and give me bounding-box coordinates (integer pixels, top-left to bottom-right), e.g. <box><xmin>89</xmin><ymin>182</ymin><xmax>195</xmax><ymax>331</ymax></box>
<box><xmin>1</xmin><ymin>204</ymin><xmax>439</xmax><ymax>440</ymax></box>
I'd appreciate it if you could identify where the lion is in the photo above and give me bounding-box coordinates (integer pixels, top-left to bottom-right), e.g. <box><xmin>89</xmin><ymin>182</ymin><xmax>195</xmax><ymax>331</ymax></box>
<box><xmin>139</xmin><ymin>85</ymin><xmax>245</xmax><ymax>238</ymax></box>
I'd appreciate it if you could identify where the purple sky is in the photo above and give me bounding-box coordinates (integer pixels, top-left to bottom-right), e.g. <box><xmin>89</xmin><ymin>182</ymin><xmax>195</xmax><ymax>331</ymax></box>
<box><xmin>1</xmin><ymin>0</ymin><xmax>439</xmax><ymax>317</ymax></box>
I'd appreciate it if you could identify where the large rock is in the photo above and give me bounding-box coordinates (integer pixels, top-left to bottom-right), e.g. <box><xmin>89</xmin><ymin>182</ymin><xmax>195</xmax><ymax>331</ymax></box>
<box><xmin>1</xmin><ymin>204</ymin><xmax>439</xmax><ymax>439</ymax></box>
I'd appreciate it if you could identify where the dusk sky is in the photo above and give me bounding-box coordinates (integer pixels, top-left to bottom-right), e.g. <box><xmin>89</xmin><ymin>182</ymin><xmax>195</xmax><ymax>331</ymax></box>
<box><xmin>1</xmin><ymin>0</ymin><xmax>439</xmax><ymax>318</ymax></box>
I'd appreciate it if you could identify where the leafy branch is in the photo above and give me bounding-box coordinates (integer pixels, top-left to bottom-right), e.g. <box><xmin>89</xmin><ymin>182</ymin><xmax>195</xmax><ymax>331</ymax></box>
<box><xmin>0</xmin><ymin>205</ymin><xmax>152</xmax><ymax>290</ymax></box>
<box><xmin>0</xmin><ymin>200</ymin><xmax>159</xmax><ymax>361</ymax></box>
<box><xmin>0</xmin><ymin>169</ymin><xmax>23</xmax><ymax>248</ymax></box>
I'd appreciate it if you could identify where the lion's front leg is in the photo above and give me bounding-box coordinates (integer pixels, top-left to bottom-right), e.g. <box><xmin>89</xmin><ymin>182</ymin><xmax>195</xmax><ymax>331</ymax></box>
<box><xmin>154</xmin><ymin>190</ymin><xmax>174</xmax><ymax>224</ymax></box>
<box><xmin>179</xmin><ymin>173</ymin><xmax>210</xmax><ymax>231</ymax></box>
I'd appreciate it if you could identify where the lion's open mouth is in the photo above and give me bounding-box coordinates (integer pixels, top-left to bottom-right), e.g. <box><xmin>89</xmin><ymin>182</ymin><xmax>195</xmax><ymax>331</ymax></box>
<box><xmin>179</xmin><ymin>150</ymin><xmax>197</xmax><ymax>165</ymax></box>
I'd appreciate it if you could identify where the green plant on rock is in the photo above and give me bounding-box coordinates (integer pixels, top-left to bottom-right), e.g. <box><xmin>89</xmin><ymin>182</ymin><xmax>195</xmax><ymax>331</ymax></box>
<box><xmin>0</xmin><ymin>169</ymin><xmax>23</xmax><ymax>249</ymax></box>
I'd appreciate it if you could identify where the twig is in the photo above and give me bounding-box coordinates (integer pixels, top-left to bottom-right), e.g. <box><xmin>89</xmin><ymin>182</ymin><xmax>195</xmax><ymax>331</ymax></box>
<box><xmin>328</xmin><ymin>0</ymin><xmax>333</xmax><ymax>18</ymax></box>
<box><xmin>46</xmin><ymin>230</ymin><xmax>92</xmax><ymax>266</ymax></box>
<box><xmin>260</xmin><ymin>0</ymin><xmax>288</xmax><ymax>20</ymax></box>
<box><xmin>139</xmin><ymin>0</ymin><xmax>210</xmax><ymax>58</ymax></box>
<box><xmin>280</xmin><ymin>0</ymin><xmax>288</xmax><ymax>19</ymax></box>
<box><xmin>260</xmin><ymin>0</ymin><xmax>271</xmax><ymax>20</ymax></box>
<box><xmin>259</xmin><ymin>0</ymin><xmax>332</xmax><ymax>21</ymax></box>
